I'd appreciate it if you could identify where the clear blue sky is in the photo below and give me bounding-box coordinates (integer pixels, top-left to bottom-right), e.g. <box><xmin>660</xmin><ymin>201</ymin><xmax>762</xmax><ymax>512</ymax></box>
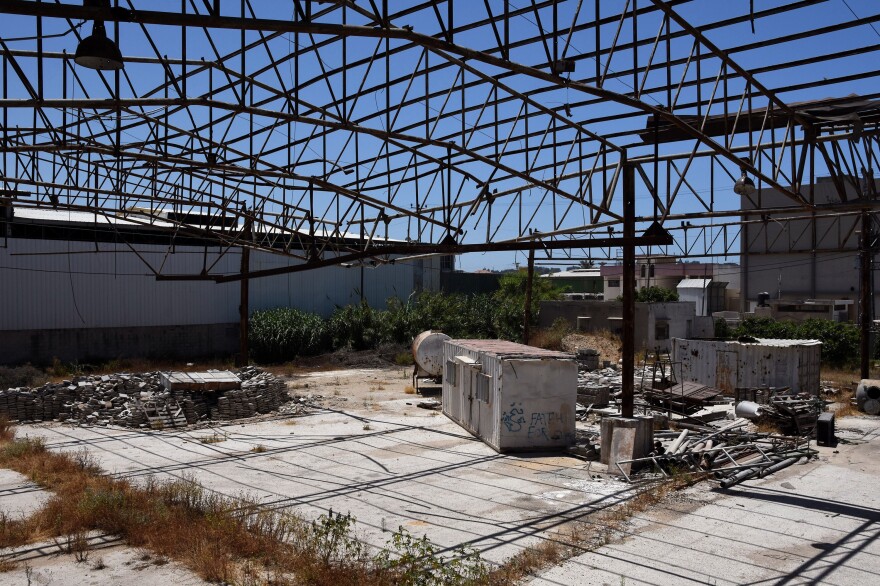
<box><xmin>1</xmin><ymin>1</ymin><xmax>877</xmax><ymax>273</ymax></box>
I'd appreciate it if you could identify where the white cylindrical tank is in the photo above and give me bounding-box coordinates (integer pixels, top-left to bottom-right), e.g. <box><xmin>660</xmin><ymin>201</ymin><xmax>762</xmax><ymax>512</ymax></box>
<box><xmin>856</xmin><ymin>379</ymin><xmax>880</xmax><ymax>415</ymax></box>
<box><xmin>412</xmin><ymin>330</ymin><xmax>450</xmax><ymax>377</ymax></box>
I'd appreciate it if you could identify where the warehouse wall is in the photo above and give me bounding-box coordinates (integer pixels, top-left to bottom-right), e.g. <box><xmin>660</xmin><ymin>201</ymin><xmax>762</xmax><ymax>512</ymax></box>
<box><xmin>0</xmin><ymin>237</ymin><xmax>443</xmax><ymax>364</ymax></box>
<box><xmin>0</xmin><ymin>239</ymin><xmax>240</xmax><ymax>331</ymax></box>
<box><xmin>248</xmin><ymin>252</ymin><xmax>441</xmax><ymax>317</ymax></box>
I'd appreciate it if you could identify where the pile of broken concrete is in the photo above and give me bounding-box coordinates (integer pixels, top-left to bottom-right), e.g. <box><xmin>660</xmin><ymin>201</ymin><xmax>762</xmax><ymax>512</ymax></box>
<box><xmin>0</xmin><ymin>367</ymin><xmax>292</xmax><ymax>428</ymax></box>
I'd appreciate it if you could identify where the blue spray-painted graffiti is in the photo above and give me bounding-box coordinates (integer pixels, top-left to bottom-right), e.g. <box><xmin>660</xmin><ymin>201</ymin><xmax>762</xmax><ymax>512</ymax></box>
<box><xmin>501</xmin><ymin>402</ymin><xmax>526</xmax><ymax>432</ymax></box>
<box><xmin>505</xmin><ymin>404</ymin><xmax>575</xmax><ymax>443</ymax></box>
<box><xmin>528</xmin><ymin>412</ymin><xmax>550</xmax><ymax>440</ymax></box>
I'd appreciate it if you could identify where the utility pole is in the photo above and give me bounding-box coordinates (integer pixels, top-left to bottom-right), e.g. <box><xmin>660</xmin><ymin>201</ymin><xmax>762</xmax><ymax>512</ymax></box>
<box><xmin>238</xmin><ymin>207</ymin><xmax>252</xmax><ymax>367</ymax></box>
<box><xmin>860</xmin><ymin>209</ymin><xmax>872</xmax><ymax>379</ymax></box>
<box><xmin>523</xmin><ymin>247</ymin><xmax>536</xmax><ymax>345</ymax></box>
<box><xmin>622</xmin><ymin>159</ymin><xmax>635</xmax><ymax>418</ymax></box>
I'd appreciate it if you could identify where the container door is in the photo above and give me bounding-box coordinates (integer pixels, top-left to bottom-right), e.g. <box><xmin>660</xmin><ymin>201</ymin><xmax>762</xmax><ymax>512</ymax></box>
<box><xmin>465</xmin><ymin>368</ymin><xmax>480</xmax><ymax>434</ymax></box>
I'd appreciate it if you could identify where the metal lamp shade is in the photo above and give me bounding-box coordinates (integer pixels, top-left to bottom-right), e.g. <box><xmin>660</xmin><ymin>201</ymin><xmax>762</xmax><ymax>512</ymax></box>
<box><xmin>74</xmin><ymin>22</ymin><xmax>123</xmax><ymax>70</ymax></box>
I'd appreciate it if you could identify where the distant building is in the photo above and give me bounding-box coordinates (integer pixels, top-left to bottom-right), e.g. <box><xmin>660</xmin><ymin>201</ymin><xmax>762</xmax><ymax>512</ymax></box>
<box><xmin>764</xmin><ymin>298</ymin><xmax>853</xmax><ymax>322</ymax></box>
<box><xmin>538</xmin><ymin>299</ymin><xmax>714</xmax><ymax>353</ymax></box>
<box><xmin>541</xmin><ymin>268</ymin><xmax>603</xmax><ymax>294</ymax></box>
<box><xmin>600</xmin><ymin>256</ymin><xmax>740</xmax><ymax>309</ymax></box>
<box><xmin>676</xmin><ymin>279</ymin><xmax>728</xmax><ymax>316</ymax></box>
<box><xmin>741</xmin><ymin>176</ymin><xmax>879</xmax><ymax>319</ymax></box>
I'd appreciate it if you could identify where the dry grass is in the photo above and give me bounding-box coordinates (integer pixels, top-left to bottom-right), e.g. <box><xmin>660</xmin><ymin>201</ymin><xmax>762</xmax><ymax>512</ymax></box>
<box><xmin>0</xmin><ymin>416</ymin><xmax>13</xmax><ymax>442</ymax></box>
<box><xmin>822</xmin><ymin>367</ymin><xmax>861</xmax><ymax>418</ymax></box>
<box><xmin>752</xmin><ymin>420</ymin><xmax>783</xmax><ymax>434</ymax></box>
<box><xmin>530</xmin><ymin>318</ymin><xmax>572</xmax><ymax>352</ymax></box>
<box><xmin>403</xmin><ymin>385</ymin><xmax>416</xmax><ymax>395</ymax></box>
<box><xmin>251</xmin><ymin>445</ymin><xmax>267</xmax><ymax>454</ymax></box>
<box><xmin>0</xmin><ymin>558</ymin><xmax>17</xmax><ymax>572</ymax></box>
<box><xmin>0</xmin><ymin>419</ymin><xmax>695</xmax><ymax>585</ymax></box>
<box><xmin>199</xmin><ymin>432</ymin><xmax>227</xmax><ymax>444</ymax></box>
<box><xmin>485</xmin><ymin>472</ymin><xmax>701</xmax><ymax>584</ymax></box>
<box><xmin>561</xmin><ymin>330</ymin><xmax>621</xmax><ymax>364</ymax></box>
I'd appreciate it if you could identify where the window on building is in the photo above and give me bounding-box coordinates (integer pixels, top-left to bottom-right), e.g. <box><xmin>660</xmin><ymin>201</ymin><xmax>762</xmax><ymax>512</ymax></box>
<box><xmin>440</xmin><ymin>255</ymin><xmax>455</xmax><ymax>271</ymax></box>
<box><xmin>649</xmin><ymin>264</ymin><xmax>655</xmax><ymax>277</ymax></box>
<box><xmin>655</xmin><ymin>321</ymin><xmax>670</xmax><ymax>340</ymax></box>
<box><xmin>608</xmin><ymin>279</ymin><xmax>620</xmax><ymax>287</ymax></box>
<box><xmin>640</xmin><ymin>265</ymin><xmax>646</xmax><ymax>277</ymax></box>
<box><xmin>476</xmin><ymin>374</ymin><xmax>491</xmax><ymax>403</ymax></box>
<box><xmin>446</xmin><ymin>360</ymin><xmax>457</xmax><ymax>386</ymax></box>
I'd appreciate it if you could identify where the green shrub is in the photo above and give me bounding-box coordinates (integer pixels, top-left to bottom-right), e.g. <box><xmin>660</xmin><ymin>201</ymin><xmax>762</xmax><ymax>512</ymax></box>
<box><xmin>0</xmin><ymin>364</ymin><xmax>48</xmax><ymax>390</ymax></box>
<box><xmin>492</xmin><ymin>271</ymin><xmax>564</xmax><ymax>342</ymax></box>
<box><xmin>635</xmin><ymin>286</ymin><xmax>679</xmax><ymax>302</ymax></box>
<box><xmin>327</xmin><ymin>302</ymin><xmax>385</xmax><ymax>351</ymax></box>
<box><xmin>375</xmin><ymin>526</ymin><xmax>488</xmax><ymax>586</ymax></box>
<box><xmin>249</xmin><ymin>307</ymin><xmax>329</xmax><ymax>363</ymax></box>
<box><xmin>249</xmin><ymin>279</ymin><xmax>563</xmax><ymax>363</ymax></box>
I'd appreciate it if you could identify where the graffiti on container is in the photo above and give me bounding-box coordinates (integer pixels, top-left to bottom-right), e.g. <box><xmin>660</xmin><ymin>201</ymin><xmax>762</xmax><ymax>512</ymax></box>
<box><xmin>503</xmin><ymin>404</ymin><xmax>575</xmax><ymax>442</ymax></box>
<box><xmin>528</xmin><ymin>412</ymin><xmax>550</xmax><ymax>440</ymax></box>
<box><xmin>501</xmin><ymin>402</ymin><xmax>526</xmax><ymax>432</ymax></box>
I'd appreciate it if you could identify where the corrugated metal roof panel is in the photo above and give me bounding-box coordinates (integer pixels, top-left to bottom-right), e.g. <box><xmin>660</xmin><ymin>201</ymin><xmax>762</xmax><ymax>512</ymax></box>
<box><xmin>447</xmin><ymin>339</ymin><xmax>573</xmax><ymax>359</ymax></box>
<box><xmin>752</xmin><ymin>338</ymin><xmax>823</xmax><ymax>347</ymax></box>
<box><xmin>677</xmin><ymin>278</ymin><xmax>712</xmax><ymax>288</ymax></box>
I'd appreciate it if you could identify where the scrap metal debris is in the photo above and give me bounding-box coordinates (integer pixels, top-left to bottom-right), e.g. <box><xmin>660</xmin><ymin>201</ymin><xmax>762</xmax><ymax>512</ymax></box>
<box><xmin>613</xmin><ymin>420</ymin><xmax>817</xmax><ymax>486</ymax></box>
<box><xmin>734</xmin><ymin>387</ymin><xmax>825</xmax><ymax>435</ymax></box>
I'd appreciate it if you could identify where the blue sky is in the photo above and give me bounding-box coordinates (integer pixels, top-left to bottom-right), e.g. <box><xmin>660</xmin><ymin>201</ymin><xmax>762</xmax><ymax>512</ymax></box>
<box><xmin>1</xmin><ymin>1</ymin><xmax>878</xmax><ymax>274</ymax></box>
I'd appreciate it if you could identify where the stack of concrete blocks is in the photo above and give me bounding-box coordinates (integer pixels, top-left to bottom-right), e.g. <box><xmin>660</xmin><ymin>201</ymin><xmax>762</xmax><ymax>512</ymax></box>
<box><xmin>0</xmin><ymin>367</ymin><xmax>291</xmax><ymax>427</ymax></box>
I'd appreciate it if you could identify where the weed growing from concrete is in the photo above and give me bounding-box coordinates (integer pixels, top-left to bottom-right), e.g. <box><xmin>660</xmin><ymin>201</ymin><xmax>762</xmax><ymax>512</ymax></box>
<box><xmin>0</xmin><ymin>416</ymin><xmax>13</xmax><ymax>442</ymax></box>
<box><xmin>251</xmin><ymin>445</ymin><xmax>267</xmax><ymax>453</ymax></box>
<box><xmin>199</xmin><ymin>431</ymin><xmax>227</xmax><ymax>444</ymax></box>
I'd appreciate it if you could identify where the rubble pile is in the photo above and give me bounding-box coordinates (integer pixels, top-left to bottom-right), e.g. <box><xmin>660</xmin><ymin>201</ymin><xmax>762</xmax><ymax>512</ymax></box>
<box><xmin>735</xmin><ymin>391</ymin><xmax>825</xmax><ymax>436</ymax></box>
<box><xmin>577</xmin><ymin>365</ymin><xmax>652</xmax><ymax>407</ymax></box>
<box><xmin>0</xmin><ymin>367</ymin><xmax>294</xmax><ymax>428</ymax></box>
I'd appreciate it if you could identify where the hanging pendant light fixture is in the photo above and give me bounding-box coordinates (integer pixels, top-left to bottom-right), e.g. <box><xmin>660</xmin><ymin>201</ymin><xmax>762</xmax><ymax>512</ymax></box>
<box><xmin>733</xmin><ymin>157</ymin><xmax>757</xmax><ymax>196</ymax></box>
<box><xmin>74</xmin><ymin>1</ymin><xmax>124</xmax><ymax>71</ymax></box>
<box><xmin>733</xmin><ymin>170</ymin><xmax>756</xmax><ymax>196</ymax></box>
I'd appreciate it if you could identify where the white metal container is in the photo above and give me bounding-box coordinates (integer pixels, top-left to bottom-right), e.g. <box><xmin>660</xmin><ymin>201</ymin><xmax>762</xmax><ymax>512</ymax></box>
<box><xmin>672</xmin><ymin>337</ymin><xmax>822</xmax><ymax>394</ymax></box>
<box><xmin>442</xmin><ymin>339</ymin><xmax>577</xmax><ymax>452</ymax></box>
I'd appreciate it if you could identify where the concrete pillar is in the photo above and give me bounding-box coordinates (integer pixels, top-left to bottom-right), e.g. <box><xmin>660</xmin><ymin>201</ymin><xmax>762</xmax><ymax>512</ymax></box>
<box><xmin>601</xmin><ymin>416</ymin><xmax>654</xmax><ymax>475</ymax></box>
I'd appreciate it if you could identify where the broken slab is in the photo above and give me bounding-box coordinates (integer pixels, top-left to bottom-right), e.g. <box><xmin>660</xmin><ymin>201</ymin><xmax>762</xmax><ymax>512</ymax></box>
<box><xmin>159</xmin><ymin>371</ymin><xmax>240</xmax><ymax>392</ymax></box>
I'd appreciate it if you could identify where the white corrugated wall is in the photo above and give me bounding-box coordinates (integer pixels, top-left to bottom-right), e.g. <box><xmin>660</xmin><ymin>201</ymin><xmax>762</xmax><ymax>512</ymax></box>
<box><xmin>248</xmin><ymin>251</ymin><xmax>437</xmax><ymax>317</ymax></box>
<box><xmin>0</xmin><ymin>238</ymin><xmax>444</xmax><ymax>330</ymax></box>
<box><xmin>0</xmin><ymin>239</ymin><xmax>239</xmax><ymax>330</ymax></box>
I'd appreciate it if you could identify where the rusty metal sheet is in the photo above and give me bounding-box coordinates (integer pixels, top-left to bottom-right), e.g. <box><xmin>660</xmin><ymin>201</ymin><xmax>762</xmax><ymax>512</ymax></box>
<box><xmin>649</xmin><ymin>381</ymin><xmax>721</xmax><ymax>403</ymax></box>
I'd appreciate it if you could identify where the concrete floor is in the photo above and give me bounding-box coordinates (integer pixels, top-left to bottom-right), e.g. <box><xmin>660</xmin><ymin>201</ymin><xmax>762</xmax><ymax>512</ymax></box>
<box><xmin>4</xmin><ymin>366</ymin><xmax>879</xmax><ymax>585</ymax></box>
<box><xmin>532</xmin><ymin>418</ymin><xmax>880</xmax><ymax>586</ymax></box>
<box><xmin>14</xmin><ymin>368</ymin><xmax>632</xmax><ymax>564</ymax></box>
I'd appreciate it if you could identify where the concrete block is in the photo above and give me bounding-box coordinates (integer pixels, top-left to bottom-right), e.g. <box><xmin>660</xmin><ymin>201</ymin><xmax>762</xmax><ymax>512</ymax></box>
<box><xmin>600</xmin><ymin>417</ymin><xmax>640</xmax><ymax>468</ymax></box>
